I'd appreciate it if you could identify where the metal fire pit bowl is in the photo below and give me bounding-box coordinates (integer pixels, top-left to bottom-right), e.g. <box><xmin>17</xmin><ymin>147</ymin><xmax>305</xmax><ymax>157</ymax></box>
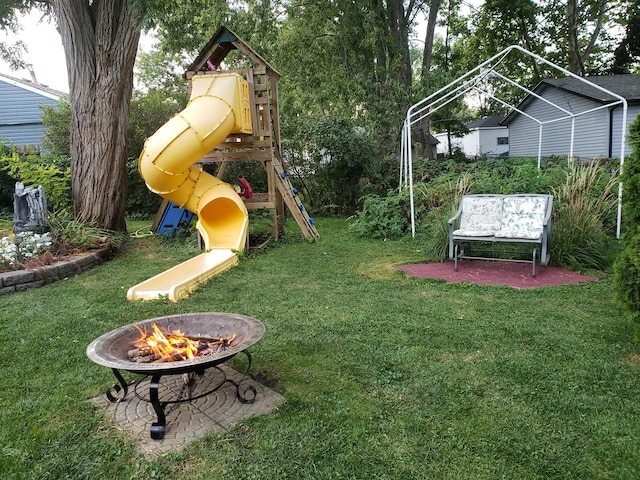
<box><xmin>86</xmin><ymin>312</ymin><xmax>265</xmax><ymax>439</ymax></box>
<box><xmin>87</xmin><ymin>312</ymin><xmax>264</xmax><ymax>375</ymax></box>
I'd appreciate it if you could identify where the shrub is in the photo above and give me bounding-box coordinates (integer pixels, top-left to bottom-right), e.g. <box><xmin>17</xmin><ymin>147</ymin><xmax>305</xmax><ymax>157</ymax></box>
<box><xmin>0</xmin><ymin>232</ymin><xmax>54</xmax><ymax>269</ymax></box>
<box><xmin>613</xmin><ymin>229</ymin><xmax>640</xmax><ymax>340</ymax></box>
<box><xmin>0</xmin><ymin>148</ymin><xmax>71</xmax><ymax>211</ymax></box>
<box><xmin>48</xmin><ymin>210</ymin><xmax>124</xmax><ymax>250</ymax></box>
<box><xmin>613</xmin><ymin>114</ymin><xmax>640</xmax><ymax>338</ymax></box>
<box><xmin>621</xmin><ymin>115</ymin><xmax>640</xmax><ymax>228</ymax></box>
<box><xmin>550</xmin><ymin>161</ymin><xmax>619</xmax><ymax>270</ymax></box>
<box><xmin>125</xmin><ymin>157</ymin><xmax>162</xmax><ymax>217</ymax></box>
<box><xmin>347</xmin><ymin>192</ymin><xmax>407</xmax><ymax>239</ymax></box>
<box><xmin>284</xmin><ymin>116</ymin><xmax>381</xmax><ymax>215</ymax></box>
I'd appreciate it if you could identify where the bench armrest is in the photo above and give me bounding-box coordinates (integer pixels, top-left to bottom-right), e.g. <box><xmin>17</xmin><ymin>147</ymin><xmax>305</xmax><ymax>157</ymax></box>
<box><xmin>448</xmin><ymin>203</ymin><xmax>464</xmax><ymax>260</ymax></box>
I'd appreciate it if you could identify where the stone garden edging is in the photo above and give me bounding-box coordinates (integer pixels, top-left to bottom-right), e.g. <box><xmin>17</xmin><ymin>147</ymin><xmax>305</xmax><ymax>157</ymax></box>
<box><xmin>0</xmin><ymin>247</ymin><xmax>114</xmax><ymax>296</ymax></box>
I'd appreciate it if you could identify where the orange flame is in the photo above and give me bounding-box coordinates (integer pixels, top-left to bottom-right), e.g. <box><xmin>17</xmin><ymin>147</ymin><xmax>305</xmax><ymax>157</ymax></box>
<box><xmin>133</xmin><ymin>323</ymin><xmax>200</xmax><ymax>361</ymax></box>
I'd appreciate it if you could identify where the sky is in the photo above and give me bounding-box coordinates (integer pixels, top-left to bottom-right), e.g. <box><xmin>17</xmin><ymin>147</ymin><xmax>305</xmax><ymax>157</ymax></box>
<box><xmin>0</xmin><ymin>6</ymin><xmax>479</xmax><ymax>94</ymax></box>
<box><xmin>0</xmin><ymin>11</ymin><xmax>69</xmax><ymax>92</ymax></box>
<box><xmin>0</xmin><ymin>10</ymin><xmax>155</xmax><ymax>93</ymax></box>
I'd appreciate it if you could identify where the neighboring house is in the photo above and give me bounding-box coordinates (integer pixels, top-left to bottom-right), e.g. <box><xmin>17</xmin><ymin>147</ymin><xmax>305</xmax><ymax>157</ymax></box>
<box><xmin>434</xmin><ymin>115</ymin><xmax>509</xmax><ymax>158</ymax></box>
<box><xmin>502</xmin><ymin>74</ymin><xmax>640</xmax><ymax>160</ymax></box>
<box><xmin>0</xmin><ymin>72</ymin><xmax>65</xmax><ymax>152</ymax></box>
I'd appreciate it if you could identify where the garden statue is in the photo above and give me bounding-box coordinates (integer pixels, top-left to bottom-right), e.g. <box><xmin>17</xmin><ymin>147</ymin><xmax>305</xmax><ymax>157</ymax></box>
<box><xmin>13</xmin><ymin>182</ymin><xmax>49</xmax><ymax>234</ymax></box>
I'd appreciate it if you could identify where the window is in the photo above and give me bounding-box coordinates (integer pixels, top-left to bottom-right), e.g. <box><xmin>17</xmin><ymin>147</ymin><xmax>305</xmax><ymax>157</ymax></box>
<box><xmin>497</xmin><ymin>137</ymin><xmax>509</xmax><ymax>145</ymax></box>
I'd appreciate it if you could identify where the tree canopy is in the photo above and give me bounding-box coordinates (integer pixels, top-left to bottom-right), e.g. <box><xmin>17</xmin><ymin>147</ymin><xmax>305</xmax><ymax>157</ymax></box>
<box><xmin>0</xmin><ymin>0</ymin><xmax>635</xmax><ymax>224</ymax></box>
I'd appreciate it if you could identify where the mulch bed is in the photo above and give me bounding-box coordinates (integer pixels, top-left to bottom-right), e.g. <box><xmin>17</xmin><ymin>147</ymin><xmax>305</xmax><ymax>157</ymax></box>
<box><xmin>395</xmin><ymin>260</ymin><xmax>599</xmax><ymax>289</ymax></box>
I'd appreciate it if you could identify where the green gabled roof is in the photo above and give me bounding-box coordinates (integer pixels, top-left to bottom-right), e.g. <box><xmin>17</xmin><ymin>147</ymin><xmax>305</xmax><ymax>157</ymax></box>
<box><xmin>186</xmin><ymin>25</ymin><xmax>281</xmax><ymax>79</ymax></box>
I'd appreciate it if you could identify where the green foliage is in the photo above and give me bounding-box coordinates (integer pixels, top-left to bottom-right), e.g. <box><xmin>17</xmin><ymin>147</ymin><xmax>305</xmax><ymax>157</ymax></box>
<box><xmin>125</xmin><ymin>157</ymin><xmax>162</xmax><ymax>217</ymax></box>
<box><xmin>128</xmin><ymin>75</ymin><xmax>188</xmax><ymax>159</ymax></box>
<box><xmin>347</xmin><ymin>192</ymin><xmax>407</xmax><ymax>239</ymax></box>
<box><xmin>350</xmin><ymin>157</ymin><xmax>620</xmax><ymax>270</ymax></box>
<box><xmin>41</xmin><ymin>96</ymin><xmax>71</xmax><ymax>155</ymax></box>
<box><xmin>420</xmin><ymin>203</ymin><xmax>459</xmax><ymax>262</ymax></box>
<box><xmin>0</xmin><ymin>166</ymin><xmax>13</xmax><ymax>210</ymax></box>
<box><xmin>613</xmin><ymin>229</ymin><xmax>640</xmax><ymax>339</ymax></box>
<box><xmin>620</xmin><ymin>115</ymin><xmax>640</xmax><ymax>228</ymax></box>
<box><xmin>286</xmin><ymin>116</ymin><xmax>382</xmax><ymax>215</ymax></box>
<box><xmin>613</xmin><ymin>113</ymin><xmax>640</xmax><ymax>337</ymax></box>
<box><xmin>609</xmin><ymin>0</ymin><xmax>640</xmax><ymax>73</ymax></box>
<box><xmin>47</xmin><ymin>209</ymin><xmax>125</xmax><ymax>249</ymax></box>
<box><xmin>126</xmin><ymin>81</ymin><xmax>189</xmax><ymax>217</ymax></box>
<box><xmin>550</xmin><ymin>161</ymin><xmax>619</xmax><ymax>270</ymax></box>
<box><xmin>0</xmin><ymin>148</ymin><xmax>71</xmax><ymax>211</ymax></box>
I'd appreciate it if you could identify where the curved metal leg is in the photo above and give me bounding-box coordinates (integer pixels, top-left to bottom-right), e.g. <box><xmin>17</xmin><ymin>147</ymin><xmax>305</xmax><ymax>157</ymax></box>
<box><xmin>107</xmin><ymin>369</ymin><xmax>129</xmax><ymax>403</ymax></box>
<box><xmin>230</xmin><ymin>350</ymin><xmax>257</xmax><ymax>404</ymax></box>
<box><xmin>148</xmin><ymin>374</ymin><xmax>167</xmax><ymax>440</ymax></box>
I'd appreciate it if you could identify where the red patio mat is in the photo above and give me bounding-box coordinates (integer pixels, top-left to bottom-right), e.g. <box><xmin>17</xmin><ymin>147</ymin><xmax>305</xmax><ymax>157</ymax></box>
<box><xmin>395</xmin><ymin>260</ymin><xmax>598</xmax><ymax>289</ymax></box>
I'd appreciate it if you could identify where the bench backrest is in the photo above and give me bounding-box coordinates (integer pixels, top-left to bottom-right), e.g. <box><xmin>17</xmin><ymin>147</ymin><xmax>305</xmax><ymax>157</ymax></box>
<box><xmin>497</xmin><ymin>195</ymin><xmax>549</xmax><ymax>239</ymax></box>
<box><xmin>458</xmin><ymin>195</ymin><xmax>504</xmax><ymax>235</ymax></box>
<box><xmin>457</xmin><ymin>194</ymin><xmax>551</xmax><ymax>239</ymax></box>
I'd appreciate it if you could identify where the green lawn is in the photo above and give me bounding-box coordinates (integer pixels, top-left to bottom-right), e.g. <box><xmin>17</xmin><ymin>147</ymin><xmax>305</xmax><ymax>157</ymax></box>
<box><xmin>1</xmin><ymin>217</ymin><xmax>639</xmax><ymax>479</ymax></box>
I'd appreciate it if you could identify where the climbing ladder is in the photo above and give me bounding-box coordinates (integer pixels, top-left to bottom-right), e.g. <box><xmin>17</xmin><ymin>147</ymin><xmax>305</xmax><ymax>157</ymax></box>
<box><xmin>271</xmin><ymin>157</ymin><xmax>319</xmax><ymax>240</ymax></box>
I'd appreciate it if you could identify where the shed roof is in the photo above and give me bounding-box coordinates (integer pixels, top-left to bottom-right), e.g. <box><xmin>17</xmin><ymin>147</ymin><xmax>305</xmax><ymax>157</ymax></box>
<box><xmin>502</xmin><ymin>74</ymin><xmax>639</xmax><ymax>125</ymax></box>
<box><xmin>0</xmin><ymin>72</ymin><xmax>65</xmax><ymax>100</ymax></box>
<box><xmin>541</xmin><ymin>74</ymin><xmax>640</xmax><ymax>103</ymax></box>
<box><xmin>466</xmin><ymin>115</ymin><xmax>505</xmax><ymax>129</ymax></box>
<box><xmin>186</xmin><ymin>25</ymin><xmax>281</xmax><ymax>78</ymax></box>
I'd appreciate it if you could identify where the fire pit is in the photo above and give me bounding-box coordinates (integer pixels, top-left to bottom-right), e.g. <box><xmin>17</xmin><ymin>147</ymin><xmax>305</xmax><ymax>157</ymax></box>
<box><xmin>87</xmin><ymin>312</ymin><xmax>264</xmax><ymax>439</ymax></box>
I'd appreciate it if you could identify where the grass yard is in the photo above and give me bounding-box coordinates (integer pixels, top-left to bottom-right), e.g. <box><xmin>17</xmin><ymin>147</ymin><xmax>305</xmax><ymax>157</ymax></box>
<box><xmin>1</xmin><ymin>217</ymin><xmax>639</xmax><ymax>479</ymax></box>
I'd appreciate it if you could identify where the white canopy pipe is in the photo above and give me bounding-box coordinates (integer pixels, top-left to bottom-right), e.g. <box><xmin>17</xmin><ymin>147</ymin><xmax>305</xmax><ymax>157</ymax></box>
<box><xmin>402</xmin><ymin>74</ymin><xmax>489</xmax><ymax>191</ymax></box>
<box><xmin>412</xmin><ymin>83</ymin><xmax>478</xmax><ymax>126</ymax></box>
<box><xmin>538</xmin><ymin>126</ymin><xmax>543</xmax><ymax>169</ymax></box>
<box><xmin>617</xmin><ymin>102</ymin><xmax>628</xmax><ymax>238</ymax></box>
<box><xmin>569</xmin><ymin>117</ymin><xmax>576</xmax><ymax>164</ymax></box>
<box><xmin>409</xmin><ymin>71</ymin><xmax>494</xmax><ymax>127</ymax></box>
<box><xmin>490</xmin><ymin>70</ymin><xmax>574</xmax><ymax>117</ymax></box>
<box><xmin>541</xmin><ymin>102</ymin><xmax>624</xmax><ymax>126</ymax></box>
<box><xmin>402</xmin><ymin>44</ymin><xmax>629</xmax><ymax>238</ymax></box>
<box><xmin>399</xmin><ymin>124</ymin><xmax>406</xmax><ymax>190</ymax></box>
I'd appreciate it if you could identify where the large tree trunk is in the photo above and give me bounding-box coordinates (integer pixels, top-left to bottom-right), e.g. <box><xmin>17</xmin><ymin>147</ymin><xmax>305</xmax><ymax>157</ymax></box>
<box><xmin>421</xmin><ymin>0</ymin><xmax>440</xmax><ymax>74</ymax></box>
<box><xmin>386</xmin><ymin>0</ymin><xmax>411</xmax><ymax>88</ymax></box>
<box><xmin>566</xmin><ymin>0</ymin><xmax>608</xmax><ymax>76</ymax></box>
<box><xmin>51</xmin><ymin>0</ymin><xmax>142</xmax><ymax>232</ymax></box>
<box><xmin>415</xmin><ymin>0</ymin><xmax>441</xmax><ymax>159</ymax></box>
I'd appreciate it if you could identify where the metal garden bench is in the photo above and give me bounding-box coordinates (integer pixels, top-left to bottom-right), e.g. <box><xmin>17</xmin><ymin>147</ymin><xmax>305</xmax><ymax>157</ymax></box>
<box><xmin>448</xmin><ymin>194</ymin><xmax>553</xmax><ymax>277</ymax></box>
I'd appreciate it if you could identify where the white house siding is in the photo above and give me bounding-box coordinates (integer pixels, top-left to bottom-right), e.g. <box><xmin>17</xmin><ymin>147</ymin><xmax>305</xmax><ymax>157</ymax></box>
<box><xmin>508</xmin><ymin>85</ymin><xmax>636</xmax><ymax>160</ymax></box>
<box><xmin>478</xmin><ymin>128</ymin><xmax>509</xmax><ymax>157</ymax></box>
<box><xmin>461</xmin><ymin>130</ymin><xmax>481</xmax><ymax>156</ymax></box>
<box><xmin>435</xmin><ymin>127</ymin><xmax>509</xmax><ymax>157</ymax></box>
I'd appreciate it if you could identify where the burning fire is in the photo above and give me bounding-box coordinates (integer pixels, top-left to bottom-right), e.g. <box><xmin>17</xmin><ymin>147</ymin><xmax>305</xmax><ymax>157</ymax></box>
<box><xmin>128</xmin><ymin>323</ymin><xmax>236</xmax><ymax>363</ymax></box>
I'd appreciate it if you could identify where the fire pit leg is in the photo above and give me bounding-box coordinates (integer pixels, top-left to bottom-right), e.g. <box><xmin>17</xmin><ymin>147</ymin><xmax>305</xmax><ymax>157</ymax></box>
<box><xmin>230</xmin><ymin>350</ymin><xmax>257</xmax><ymax>404</ymax></box>
<box><xmin>106</xmin><ymin>369</ymin><xmax>129</xmax><ymax>402</ymax></box>
<box><xmin>148</xmin><ymin>374</ymin><xmax>167</xmax><ymax>440</ymax></box>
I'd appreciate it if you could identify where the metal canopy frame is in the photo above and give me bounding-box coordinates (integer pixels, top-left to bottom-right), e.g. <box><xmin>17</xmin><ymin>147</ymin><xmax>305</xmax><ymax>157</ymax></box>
<box><xmin>400</xmin><ymin>45</ymin><xmax>628</xmax><ymax>238</ymax></box>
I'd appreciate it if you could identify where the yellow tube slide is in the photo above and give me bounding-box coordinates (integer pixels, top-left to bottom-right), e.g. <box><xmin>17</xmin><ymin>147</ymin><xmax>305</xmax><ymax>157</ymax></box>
<box><xmin>128</xmin><ymin>73</ymin><xmax>252</xmax><ymax>301</ymax></box>
<box><xmin>139</xmin><ymin>73</ymin><xmax>251</xmax><ymax>250</ymax></box>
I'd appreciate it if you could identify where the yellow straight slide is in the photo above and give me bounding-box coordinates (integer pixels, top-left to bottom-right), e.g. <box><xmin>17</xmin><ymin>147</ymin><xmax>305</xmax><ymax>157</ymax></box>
<box><xmin>128</xmin><ymin>73</ymin><xmax>252</xmax><ymax>302</ymax></box>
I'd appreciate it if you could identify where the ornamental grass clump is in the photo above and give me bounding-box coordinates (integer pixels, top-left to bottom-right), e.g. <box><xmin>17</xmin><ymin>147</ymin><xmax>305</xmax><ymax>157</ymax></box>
<box><xmin>551</xmin><ymin>160</ymin><xmax>619</xmax><ymax>270</ymax></box>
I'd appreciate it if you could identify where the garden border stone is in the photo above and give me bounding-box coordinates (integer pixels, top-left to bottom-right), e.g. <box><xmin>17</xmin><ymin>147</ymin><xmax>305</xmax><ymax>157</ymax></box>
<box><xmin>0</xmin><ymin>247</ymin><xmax>114</xmax><ymax>296</ymax></box>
